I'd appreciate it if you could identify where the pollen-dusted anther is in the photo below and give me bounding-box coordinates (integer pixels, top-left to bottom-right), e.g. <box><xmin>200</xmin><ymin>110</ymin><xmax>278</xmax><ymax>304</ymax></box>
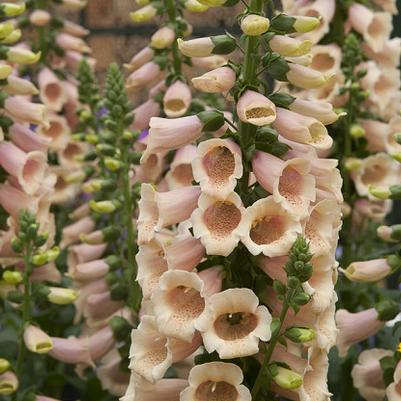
<box><xmin>192</xmin><ymin>138</ymin><xmax>242</xmax><ymax>200</ymax></box>
<box><xmin>195</xmin><ymin>288</ymin><xmax>272</xmax><ymax>359</ymax></box>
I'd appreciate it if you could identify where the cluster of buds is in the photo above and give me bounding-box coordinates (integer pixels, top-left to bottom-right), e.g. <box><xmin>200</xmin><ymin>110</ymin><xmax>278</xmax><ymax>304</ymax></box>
<box><xmin>123</xmin><ymin>1</ymin><xmax>343</xmax><ymax>400</ymax></box>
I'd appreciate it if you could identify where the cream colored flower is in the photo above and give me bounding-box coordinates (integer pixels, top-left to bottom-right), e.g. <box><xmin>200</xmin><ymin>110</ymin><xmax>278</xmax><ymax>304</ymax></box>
<box><xmin>192</xmin><ymin>138</ymin><xmax>242</xmax><ymax>200</ymax></box>
<box><xmin>242</xmin><ymin>196</ymin><xmax>302</xmax><ymax>257</ymax></box>
<box><xmin>180</xmin><ymin>362</ymin><xmax>251</xmax><ymax>401</ymax></box>
<box><xmin>195</xmin><ymin>288</ymin><xmax>271</xmax><ymax>358</ymax></box>
<box><xmin>152</xmin><ymin>268</ymin><xmax>222</xmax><ymax>342</ymax></box>
<box><xmin>191</xmin><ymin>192</ymin><xmax>249</xmax><ymax>256</ymax></box>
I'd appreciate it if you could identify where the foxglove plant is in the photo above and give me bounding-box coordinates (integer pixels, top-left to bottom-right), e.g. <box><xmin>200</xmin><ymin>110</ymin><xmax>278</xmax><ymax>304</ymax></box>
<box><xmin>282</xmin><ymin>1</ymin><xmax>401</xmax><ymax>399</ymax></box>
<box><xmin>0</xmin><ymin>1</ymin><xmax>87</xmax><ymax>399</ymax></box>
<box><xmin>123</xmin><ymin>0</ymin><xmax>343</xmax><ymax>400</ymax></box>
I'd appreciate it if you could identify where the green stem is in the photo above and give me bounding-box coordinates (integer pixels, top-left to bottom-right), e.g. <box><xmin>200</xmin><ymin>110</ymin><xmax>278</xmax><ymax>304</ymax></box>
<box><xmin>16</xmin><ymin>244</ymin><xmax>33</xmax><ymax>378</ymax></box>
<box><xmin>121</xmin><ymin>144</ymin><xmax>140</xmax><ymax>311</ymax></box>
<box><xmin>165</xmin><ymin>0</ymin><xmax>182</xmax><ymax>77</ymax></box>
<box><xmin>238</xmin><ymin>0</ymin><xmax>264</xmax><ymax>197</ymax></box>
<box><xmin>251</xmin><ymin>287</ymin><xmax>295</xmax><ymax>398</ymax></box>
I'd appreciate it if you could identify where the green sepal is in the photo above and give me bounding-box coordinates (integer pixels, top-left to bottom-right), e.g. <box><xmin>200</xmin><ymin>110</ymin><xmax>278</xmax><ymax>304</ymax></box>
<box><xmin>380</xmin><ymin>355</ymin><xmax>397</xmax><ymax>386</ymax></box>
<box><xmin>375</xmin><ymin>299</ymin><xmax>400</xmax><ymax>322</ymax></box>
<box><xmin>211</xmin><ymin>35</ymin><xmax>237</xmax><ymax>55</ymax></box>
<box><xmin>106</xmin><ymin>255</ymin><xmax>122</xmax><ymax>270</ymax></box>
<box><xmin>109</xmin><ymin>316</ymin><xmax>132</xmax><ymax>341</ymax></box>
<box><xmin>197</xmin><ymin>110</ymin><xmax>225</xmax><ymax>131</ymax></box>
<box><xmin>270</xmin><ymin>14</ymin><xmax>296</xmax><ymax>34</ymax></box>
<box><xmin>269</xmin><ymin>92</ymin><xmax>296</xmax><ymax>108</ymax></box>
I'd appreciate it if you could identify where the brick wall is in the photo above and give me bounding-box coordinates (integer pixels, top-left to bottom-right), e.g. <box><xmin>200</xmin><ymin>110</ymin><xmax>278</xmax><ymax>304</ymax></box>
<box><xmin>82</xmin><ymin>0</ymin><xmax>241</xmax><ymax>75</ymax></box>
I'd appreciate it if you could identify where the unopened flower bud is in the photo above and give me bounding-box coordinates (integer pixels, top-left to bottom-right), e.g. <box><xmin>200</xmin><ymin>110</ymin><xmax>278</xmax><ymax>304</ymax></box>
<box><xmin>23</xmin><ymin>325</ymin><xmax>53</xmax><ymax>354</ymax></box>
<box><xmin>32</xmin><ymin>253</ymin><xmax>49</xmax><ymax>266</ymax></box>
<box><xmin>0</xmin><ymin>2</ymin><xmax>26</xmax><ymax>17</ymax></box>
<box><xmin>350</xmin><ymin>124</ymin><xmax>365</xmax><ymax>138</ymax></box>
<box><xmin>0</xmin><ymin>64</ymin><xmax>12</xmax><ymax>79</ymax></box>
<box><xmin>0</xmin><ymin>371</ymin><xmax>18</xmax><ymax>395</ymax></box>
<box><xmin>344</xmin><ymin>157</ymin><xmax>362</xmax><ymax>171</ymax></box>
<box><xmin>89</xmin><ymin>200</ymin><xmax>121</xmax><ymax>214</ymax></box>
<box><xmin>271</xmin><ymin>13</ymin><xmax>320</xmax><ymax>34</ymax></box>
<box><xmin>285</xmin><ymin>327</ymin><xmax>316</xmax><ymax>343</ymax></box>
<box><xmin>241</xmin><ymin>14</ymin><xmax>270</xmax><ymax>36</ymax></box>
<box><xmin>109</xmin><ymin>316</ymin><xmax>131</xmax><ymax>341</ymax></box>
<box><xmin>2</xmin><ymin>271</ymin><xmax>22</xmax><ymax>285</ymax></box>
<box><xmin>185</xmin><ymin>0</ymin><xmax>209</xmax><ymax>12</ymax></box>
<box><xmin>47</xmin><ymin>287</ymin><xmax>78</xmax><ymax>305</ymax></box>
<box><xmin>1</xmin><ymin>29</ymin><xmax>21</xmax><ymax>45</ymax></box>
<box><xmin>0</xmin><ymin>359</ymin><xmax>10</xmax><ymax>374</ymax></box>
<box><xmin>104</xmin><ymin>157</ymin><xmax>123</xmax><ymax>171</ymax></box>
<box><xmin>130</xmin><ymin>5</ymin><xmax>158</xmax><ymax>22</ymax></box>
<box><xmin>4</xmin><ymin>47</ymin><xmax>41</xmax><ymax>64</ymax></box>
<box><xmin>270</xmin><ymin>365</ymin><xmax>303</xmax><ymax>390</ymax></box>
<box><xmin>178</xmin><ymin>35</ymin><xmax>236</xmax><ymax>57</ymax></box>
<box><xmin>378</xmin><ymin>225</ymin><xmax>401</xmax><ymax>242</ymax></box>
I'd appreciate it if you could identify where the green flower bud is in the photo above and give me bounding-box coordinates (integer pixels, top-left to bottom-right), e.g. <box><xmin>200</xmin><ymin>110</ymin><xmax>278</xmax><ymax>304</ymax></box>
<box><xmin>0</xmin><ymin>2</ymin><xmax>26</xmax><ymax>17</ymax></box>
<box><xmin>285</xmin><ymin>327</ymin><xmax>316</xmax><ymax>343</ymax></box>
<box><xmin>292</xmin><ymin>292</ymin><xmax>311</xmax><ymax>306</ymax></box>
<box><xmin>197</xmin><ymin>110</ymin><xmax>225</xmax><ymax>131</ymax></box>
<box><xmin>270</xmin><ymin>365</ymin><xmax>303</xmax><ymax>390</ymax></box>
<box><xmin>2</xmin><ymin>270</ymin><xmax>22</xmax><ymax>285</ymax></box>
<box><xmin>0</xmin><ymin>359</ymin><xmax>10</xmax><ymax>374</ymax></box>
<box><xmin>375</xmin><ymin>299</ymin><xmax>400</xmax><ymax>322</ymax></box>
<box><xmin>46</xmin><ymin>247</ymin><xmax>60</xmax><ymax>262</ymax></box>
<box><xmin>350</xmin><ymin>124</ymin><xmax>365</xmax><ymax>138</ymax></box>
<box><xmin>32</xmin><ymin>253</ymin><xmax>49</xmax><ymax>266</ymax></box>
<box><xmin>104</xmin><ymin>157</ymin><xmax>123</xmax><ymax>171</ymax></box>
<box><xmin>106</xmin><ymin>255</ymin><xmax>122</xmax><ymax>270</ymax></box>
<box><xmin>6</xmin><ymin>290</ymin><xmax>23</xmax><ymax>304</ymax></box>
<box><xmin>109</xmin><ymin>316</ymin><xmax>131</xmax><ymax>341</ymax></box>
<box><xmin>89</xmin><ymin>200</ymin><xmax>121</xmax><ymax>214</ymax></box>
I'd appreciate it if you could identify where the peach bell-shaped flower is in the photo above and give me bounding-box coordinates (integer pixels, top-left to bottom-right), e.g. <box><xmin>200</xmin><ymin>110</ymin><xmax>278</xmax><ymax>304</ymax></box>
<box><xmin>309</xmin><ymin>44</ymin><xmax>342</xmax><ymax>76</ymax></box>
<box><xmin>297</xmin><ymin>0</ymin><xmax>336</xmax><ymax>44</ymax></box>
<box><xmin>192</xmin><ymin>66</ymin><xmax>236</xmax><ymax>93</ymax></box>
<box><xmin>303</xmin><ymin>199</ymin><xmax>342</xmax><ymax>257</ymax></box>
<box><xmin>180</xmin><ymin>362</ymin><xmax>251</xmax><ymax>401</ymax></box>
<box><xmin>192</xmin><ymin>138</ymin><xmax>242</xmax><ymax>200</ymax></box>
<box><xmin>0</xmin><ymin>183</ymin><xmax>39</xmax><ymax>218</ymax></box>
<box><xmin>136</xmin><ymin>233</ymin><xmax>172</xmax><ymax>299</ymax></box>
<box><xmin>287</xmin><ymin>63</ymin><xmax>335</xmax><ymax>90</ymax></box>
<box><xmin>37</xmin><ymin>114</ymin><xmax>71</xmax><ymax>151</ymax></box>
<box><xmin>350</xmin><ymin>153</ymin><xmax>398</xmax><ymax>200</ymax></box>
<box><xmin>56</xmin><ymin>33</ymin><xmax>91</xmax><ymax>53</ymax></box>
<box><xmin>163</xmin><ymin>81</ymin><xmax>192</xmax><ymax>118</ymax></box>
<box><xmin>191</xmin><ymin>192</ymin><xmax>249</xmax><ymax>257</ymax></box>
<box><xmin>289</xmin><ymin>98</ymin><xmax>339</xmax><ymax>125</ymax></box>
<box><xmin>132</xmin><ymin>99</ymin><xmax>160</xmax><ymax>131</ymax></box>
<box><xmin>38</xmin><ymin>67</ymin><xmax>67</xmax><ymax>112</ymax></box>
<box><xmin>4</xmin><ymin>96</ymin><xmax>48</xmax><ymax>127</ymax></box>
<box><xmin>137</xmin><ymin>184</ymin><xmax>201</xmax><ymax>245</ymax></box>
<box><xmin>48</xmin><ymin>336</ymin><xmax>92</xmax><ymax>365</ymax></box>
<box><xmin>195</xmin><ymin>288</ymin><xmax>271</xmax><ymax>359</ymax></box>
<box><xmin>362</xmin><ymin>37</ymin><xmax>401</xmax><ymax>70</ymax></box>
<box><xmin>341</xmin><ymin>258</ymin><xmax>393</xmax><ymax>283</ymax></box>
<box><xmin>124</xmin><ymin>47</ymin><xmax>154</xmax><ymax>72</ymax></box>
<box><xmin>236</xmin><ymin>90</ymin><xmax>276</xmax><ymax>126</ymax></box>
<box><xmin>121</xmin><ymin>374</ymin><xmax>188</xmax><ymax>401</ymax></box>
<box><xmin>0</xmin><ymin>142</ymin><xmax>47</xmax><ymax>195</ymax></box>
<box><xmin>61</xmin><ymin>216</ymin><xmax>95</xmax><ymax>248</ymax></box>
<box><xmin>273</xmin><ymin>107</ymin><xmax>333</xmax><ymax>151</ymax></box>
<box><xmin>141</xmin><ymin>116</ymin><xmax>203</xmax><ymax>163</ymax></box>
<box><xmin>97</xmin><ymin>350</ymin><xmax>130</xmax><ymax>396</ymax></box>
<box><xmin>152</xmin><ymin>268</ymin><xmax>222</xmax><ymax>342</ymax></box>
<box><xmin>242</xmin><ymin>196</ymin><xmax>302</xmax><ymax>257</ymax></box>
<box><xmin>9</xmin><ymin>123</ymin><xmax>50</xmax><ymax>153</ymax></box>
<box><xmin>269</xmin><ymin>35</ymin><xmax>312</xmax><ymax>57</ymax></box>
<box><xmin>252</xmin><ymin>151</ymin><xmax>315</xmax><ymax>218</ymax></box>
<box><xmin>165</xmin><ymin>145</ymin><xmax>197</xmax><ymax>189</ymax></box>
<box><xmin>163</xmin><ymin>221</ymin><xmax>205</xmax><ymax>271</ymax></box>
<box><xmin>23</xmin><ymin>324</ymin><xmax>53</xmax><ymax>354</ymax></box>
<box><xmin>351</xmin><ymin>348</ymin><xmax>392</xmax><ymax>401</ymax></box>
<box><xmin>126</xmin><ymin>61</ymin><xmax>161</xmax><ymax>91</ymax></box>
<box><xmin>386</xmin><ymin>360</ymin><xmax>401</xmax><ymax>401</ymax></box>
<box><xmin>348</xmin><ymin>3</ymin><xmax>392</xmax><ymax>52</ymax></box>
<box><xmin>336</xmin><ymin>308</ymin><xmax>384</xmax><ymax>358</ymax></box>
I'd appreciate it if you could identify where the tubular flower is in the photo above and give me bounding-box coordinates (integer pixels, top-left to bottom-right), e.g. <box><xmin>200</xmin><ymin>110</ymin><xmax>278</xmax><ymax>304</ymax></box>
<box><xmin>191</xmin><ymin>192</ymin><xmax>249</xmax><ymax>256</ymax></box>
<box><xmin>352</xmin><ymin>348</ymin><xmax>392</xmax><ymax>401</ymax></box>
<box><xmin>252</xmin><ymin>151</ymin><xmax>316</xmax><ymax>218</ymax></box>
<box><xmin>192</xmin><ymin>138</ymin><xmax>243</xmax><ymax>200</ymax></box>
<box><xmin>242</xmin><ymin>196</ymin><xmax>302</xmax><ymax>257</ymax></box>
<box><xmin>180</xmin><ymin>362</ymin><xmax>251</xmax><ymax>401</ymax></box>
<box><xmin>152</xmin><ymin>268</ymin><xmax>222</xmax><ymax>342</ymax></box>
<box><xmin>273</xmin><ymin>107</ymin><xmax>333</xmax><ymax>150</ymax></box>
<box><xmin>195</xmin><ymin>288</ymin><xmax>272</xmax><ymax>359</ymax></box>
<box><xmin>137</xmin><ymin>184</ymin><xmax>201</xmax><ymax>245</ymax></box>
<box><xmin>163</xmin><ymin>80</ymin><xmax>192</xmax><ymax>118</ymax></box>
<box><xmin>237</xmin><ymin>90</ymin><xmax>277</xmax><ymax>126</ymax></box>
